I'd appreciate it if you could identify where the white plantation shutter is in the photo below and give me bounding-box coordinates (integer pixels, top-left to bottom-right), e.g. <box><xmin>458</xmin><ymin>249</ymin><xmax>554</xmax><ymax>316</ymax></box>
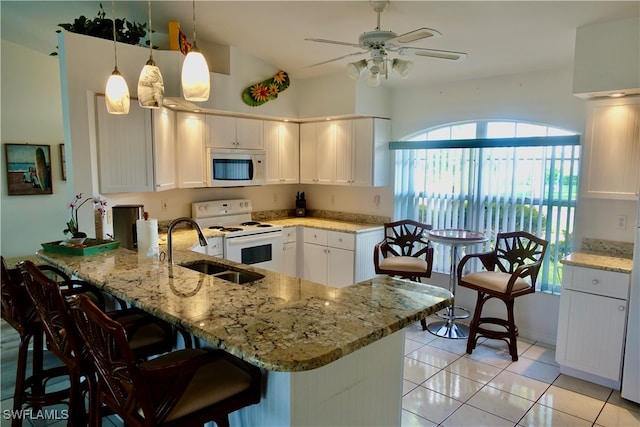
<box><xmin>393</xmin><ymin>120</ymin><xmax>579</xmax><ymax>294</ymax></box>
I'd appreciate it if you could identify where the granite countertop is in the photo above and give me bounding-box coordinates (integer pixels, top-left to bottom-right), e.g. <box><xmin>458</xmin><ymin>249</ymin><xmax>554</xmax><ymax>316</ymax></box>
<box><xmin>560</xmin><ymin>238</ymin><xmax>634</xmax><ymax>274</ymax></box>
<box><xmin>36</xmin><ymin>236</ymin><xmax>451</xmax><ymax>372</ymax></box>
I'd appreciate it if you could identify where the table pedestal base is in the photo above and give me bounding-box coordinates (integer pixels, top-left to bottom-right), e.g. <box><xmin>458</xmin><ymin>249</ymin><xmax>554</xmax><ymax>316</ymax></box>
<box><xmin>426</xmin><ymin>320</ymin><xmax>470</xmax><ymax>339</ymax></box>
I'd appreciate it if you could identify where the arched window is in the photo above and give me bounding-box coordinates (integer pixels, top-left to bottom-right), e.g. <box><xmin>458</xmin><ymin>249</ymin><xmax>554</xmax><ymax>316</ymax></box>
<box><xmin>392</xmin><ymin>120</ymin><xmax>580</xmax><ymax>294</ymax></box>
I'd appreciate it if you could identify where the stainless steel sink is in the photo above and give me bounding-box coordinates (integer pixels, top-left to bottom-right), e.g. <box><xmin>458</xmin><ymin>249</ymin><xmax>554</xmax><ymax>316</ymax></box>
<box><xmin>179</xmin><ymin>260</ymin><xmax>264</xmax><ymax>284</ymax></box>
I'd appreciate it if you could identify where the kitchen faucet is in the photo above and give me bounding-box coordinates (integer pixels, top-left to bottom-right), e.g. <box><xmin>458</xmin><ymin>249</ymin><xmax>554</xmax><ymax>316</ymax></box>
<box><xmin>167</xmin><ymin>217</ymin><xmax>208</xmax><ymax>264</ymax></box>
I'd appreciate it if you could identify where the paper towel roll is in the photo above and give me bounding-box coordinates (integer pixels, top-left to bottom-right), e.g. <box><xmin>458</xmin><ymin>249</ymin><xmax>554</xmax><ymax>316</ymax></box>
<box><xmin>136</xmin><ymin>218</ymin><xmax>159</xmax><ymax>258</ymax></box>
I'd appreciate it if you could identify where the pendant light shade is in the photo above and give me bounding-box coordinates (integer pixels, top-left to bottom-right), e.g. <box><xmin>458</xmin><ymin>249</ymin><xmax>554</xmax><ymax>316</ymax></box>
<box><xmin>138</xmin><ymin>0</ymin><xmax>164</xmax><ymax>108</ymax></box>
<box><xmin>105</xmin><ymin>0</ymin><xmax>130</xmax><ymax>114</ymax></box>
<box><xmin>181</xmin><ymin>0</ymin><xmax>210</xmax><ymax>101</ymax></box>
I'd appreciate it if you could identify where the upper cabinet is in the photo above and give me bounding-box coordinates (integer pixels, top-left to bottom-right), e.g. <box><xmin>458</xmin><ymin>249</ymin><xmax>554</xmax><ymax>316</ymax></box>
<box><xmin>581</xmin><ymin>97</ymin><xmax>640</xmax><ymax>200</ymax></box>
<box><xmin>300</xmin><ymin>118</ymin><xmax>391</xmax><ymax>187</ymax></box>
<box><xmin>206</xmin><ymin>115</ymin><xmax>264</xmax><ymax>149</ymax></box>
<box><xmin>264</xmin><ymin>121</ymin><xmax>299</xmax><ymax>184</ymax></box>
<box><xmin>95</xmin><ymin>95</ymin><xmax>154</xmax><ymax>193</ymax></box>
<box><xmin>176</xmin><ymin>112</ymin><xmax>207</xmax><ymax>188</ymax></box>
<box><xmin>152</xmin><ymin>108</ymin><xmax>177</xmax><ymax>192</ymax></box>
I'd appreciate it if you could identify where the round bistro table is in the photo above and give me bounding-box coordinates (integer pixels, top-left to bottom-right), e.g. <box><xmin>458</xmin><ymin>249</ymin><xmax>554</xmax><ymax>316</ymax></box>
<box><xmin>426</xmin><ymin>229</ymin><xmax>488</xmax><ymax>339</ymax></box>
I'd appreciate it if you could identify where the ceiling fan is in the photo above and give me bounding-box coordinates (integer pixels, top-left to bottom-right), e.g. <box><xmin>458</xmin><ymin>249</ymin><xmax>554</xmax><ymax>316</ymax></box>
<box><xmin>305</xmin><ymin>0</ymin><xmax>467</xmax><ymax>86</ymax></box>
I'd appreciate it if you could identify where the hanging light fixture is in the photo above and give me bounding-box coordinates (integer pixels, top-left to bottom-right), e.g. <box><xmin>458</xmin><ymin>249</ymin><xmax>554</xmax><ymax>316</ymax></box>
<box><xmin>347</xmin><ymin>55</ymin><xmax>414</xmax><ymax>86</ymax></box>
<box><xmin>347</xmin><ymin>59</ymin><xmax>368</xmax><ymax>80</ymax></box>
<box><xmin>137</xmin><ymin>0</ymin><xmax>164</xmax><ymax>108</ymax></box>
<box><xmin>181</xmin><ymin>0</ymin><xmax>210</xmax><ymax>101</ymax></box>
<box><xmin>105</xmin><ymin>0</ymin><xmax>130</xmax><ymax>114</ymax></box>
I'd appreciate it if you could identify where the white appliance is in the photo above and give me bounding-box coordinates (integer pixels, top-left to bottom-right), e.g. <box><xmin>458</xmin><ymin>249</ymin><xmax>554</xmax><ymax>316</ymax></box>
<box><xmin>206</xmin><ymin>148</ymin><xmax>266</xmax><ymax>187</ymax></box>
<box><xmin>622</xmin><ymin>200</ymin><xmax>640</xmax><ymax>403</ymax></box>
<box><xmin>192</xmin><ymin>199</ymin><xmax>283</xmax><ymax>272</ymax></box>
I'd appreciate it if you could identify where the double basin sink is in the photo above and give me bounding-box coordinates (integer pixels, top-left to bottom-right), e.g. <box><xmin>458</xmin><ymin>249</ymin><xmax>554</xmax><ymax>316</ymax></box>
<box><xmin>179</xmin><ymin>259</ymin><xmax>264</xmax><ymax>284</ymax></box>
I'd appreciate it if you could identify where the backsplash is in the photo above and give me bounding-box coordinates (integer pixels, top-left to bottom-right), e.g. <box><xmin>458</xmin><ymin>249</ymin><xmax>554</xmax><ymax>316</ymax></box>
<box><xmin>253</xmin><ymin>209</ymin><xmax>389</xmax><ymax>225</ymax></box>
<box><xmin>581</xmin><ymin>238</ymin><xmax>634</xmax><ymax>258</ymax></box>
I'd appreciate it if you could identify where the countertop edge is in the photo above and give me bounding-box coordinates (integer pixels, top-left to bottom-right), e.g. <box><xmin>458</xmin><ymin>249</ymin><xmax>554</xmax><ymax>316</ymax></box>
<box><xmin>560</xmin><ymin>251</ymin><xmax>633</xmax><ymax>274</ymax></box>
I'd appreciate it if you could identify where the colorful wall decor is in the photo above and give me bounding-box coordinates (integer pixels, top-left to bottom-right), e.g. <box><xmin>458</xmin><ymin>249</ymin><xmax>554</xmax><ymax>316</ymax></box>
<box><xmin>242</xmin><ymin>71</ymin><xmax>290</xmax><ymax>106</ymax></box>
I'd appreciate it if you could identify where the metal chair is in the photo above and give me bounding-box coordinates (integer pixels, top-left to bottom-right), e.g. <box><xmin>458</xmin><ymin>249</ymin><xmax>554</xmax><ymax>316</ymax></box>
<box><xmin>457</xmin><ymin>231</ymin><xmax>548</xmax><ymax>361</ymax></box>
<box><xmin>18</xmin><ymin>260</ymin><xmax>175</xmax><ymax>425</ymax></box>
<box><xmin>68</xmin><ymin>293</ymin><xmax>262</xmax><ymax>427</ymax></box>
<box><xmin>374</xmin><ymin>219</ymin><xmax>434</xmax><ymax>330</ymax></box>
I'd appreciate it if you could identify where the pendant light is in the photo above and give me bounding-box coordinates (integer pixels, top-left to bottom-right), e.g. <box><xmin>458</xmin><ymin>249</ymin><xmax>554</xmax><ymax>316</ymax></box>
<box><xmin>105</xmin><ymin>0</ymin><xmax>130</xmax><ymax>114</ymax></box>
<box><xmin>181</xmin><ymin>0</ymin><xmax>210</xmax><ymax>101</ymax></box>
<box><xmin>137</xmin><ymin>0</ymin><xmax>164</xmax><ymax>108</ymax></box>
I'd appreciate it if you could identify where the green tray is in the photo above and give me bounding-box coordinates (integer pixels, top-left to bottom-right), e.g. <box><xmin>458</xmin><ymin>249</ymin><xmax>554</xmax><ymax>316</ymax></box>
<box><xmin>41</xmin><ymin>239</ymin><xmax>120</xmax><ymax>256</ymax></box>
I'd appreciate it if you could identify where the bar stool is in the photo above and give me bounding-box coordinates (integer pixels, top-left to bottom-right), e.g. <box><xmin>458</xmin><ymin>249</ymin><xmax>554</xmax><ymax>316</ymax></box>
<box><xmin>1</xmin><ymin>256</ymin><xmax>99</xmax><ymax>427</ymax></box>
<box><xmin>18</xmin><ymin>260</ymin><xmax>176</xmax><ymax>425</ymax></box>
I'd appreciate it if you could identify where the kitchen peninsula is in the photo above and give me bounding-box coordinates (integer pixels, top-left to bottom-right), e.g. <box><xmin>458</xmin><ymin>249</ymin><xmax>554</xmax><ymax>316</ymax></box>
<box><xmin>37</xmin><ymin>244</ymin><xmax>452</xmax><ymax>426</ymax></box>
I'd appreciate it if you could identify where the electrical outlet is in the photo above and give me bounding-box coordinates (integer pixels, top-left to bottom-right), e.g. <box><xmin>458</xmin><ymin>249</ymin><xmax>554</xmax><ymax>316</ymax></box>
<box><xmin>106</xmin><ymin>210</ymin><xmax>112</xmax><ymax>225</ymax></box>
<box><xmin>616</xmin><ymin>215</ymin><xmax>627</xmax><ymax>230</ymax></box>
<box><xmin>161</xmin><ymin>200</ymin><xmax>168</xmax><ymax>212</ymax></box>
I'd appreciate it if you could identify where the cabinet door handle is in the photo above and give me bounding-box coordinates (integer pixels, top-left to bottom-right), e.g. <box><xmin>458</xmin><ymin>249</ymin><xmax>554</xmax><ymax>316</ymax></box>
<box><xmin>619</xmin><ymin>305</ymin><xmax>626</xmax><ymax>312</ymax></box>
<box><xmin>592</xmin><ymin>279</ymin><xmax>599</xmax><ymax>285</ymax></box>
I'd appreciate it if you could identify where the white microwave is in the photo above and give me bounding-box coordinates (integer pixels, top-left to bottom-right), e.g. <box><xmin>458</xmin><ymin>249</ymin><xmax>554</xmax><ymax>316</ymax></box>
<box><xmin>206</xmin><ymin>148</ymin><xmax>266</xmax><ymax>187</ymax></box>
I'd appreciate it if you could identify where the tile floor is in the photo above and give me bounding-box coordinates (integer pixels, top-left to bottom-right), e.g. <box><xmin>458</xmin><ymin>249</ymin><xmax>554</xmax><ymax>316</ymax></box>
<box><xmin>2</xmin><ymin>317</ymin><xmax>640</xmax><ymax>426</ymax></box>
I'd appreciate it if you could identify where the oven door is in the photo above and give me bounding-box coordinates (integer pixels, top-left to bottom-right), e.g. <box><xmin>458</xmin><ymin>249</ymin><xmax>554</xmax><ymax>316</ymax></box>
<box><xmin>224</xmin><ymin>232</ymin><xmax>283</xmax><ymax>272</ymax></box>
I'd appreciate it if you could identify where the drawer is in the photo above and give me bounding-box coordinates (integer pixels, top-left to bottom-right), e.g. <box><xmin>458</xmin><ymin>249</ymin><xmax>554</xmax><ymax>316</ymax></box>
<box><xmin>563</xmin><ymin>265</ymin><xmax>630</xmax><ymax>299</ymax></box>
<box><xmin>328</xmin><ymin>231</ymin><xmax>355</xmax><ymax>250</ymax></box>
<box><xmin>283</xmin><ymin>227</ymin><xmax>297</xmax><ymax>243</ymax></box>
<box><xmin>303</xmin><ymin>227</ymin><xmax>328</xmax><ymax>245</ymax></box>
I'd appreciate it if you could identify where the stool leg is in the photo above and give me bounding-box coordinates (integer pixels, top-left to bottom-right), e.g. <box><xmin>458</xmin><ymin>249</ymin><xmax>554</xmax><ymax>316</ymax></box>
<box><xmin>466</xmin><ymin>292</ymin><xmax>485</xmax><ymax>355</ymax></box>
<box><xmin>506</xmin><ymin>299</ymin><xmax>518</xmax><ymax>361</ymax></box>
<box><xmin>30</xmin><ymin>331</ymin><xmax>45</xmax><ymax>403</ymax></box>
<box><xmin>12</xmin><ymin>333</ymin><xmax>31</xmax><ymax>427</ymax></box>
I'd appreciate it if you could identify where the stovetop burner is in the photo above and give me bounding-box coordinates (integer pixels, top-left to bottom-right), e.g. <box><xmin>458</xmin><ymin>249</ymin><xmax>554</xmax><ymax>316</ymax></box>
<box><xmin>256</xmin><ymin>224</ymin><xmax>272</xmax><ymax>228</ymax></box>
<box><xmin>240</xmin><ymin>221</ymin><xmax>261</xmax><ymax>226</ymax></box>
<box><xmin>208</xmin><ymin>226</ymin><xmax>244</xmax><ymax>232</ymax></box>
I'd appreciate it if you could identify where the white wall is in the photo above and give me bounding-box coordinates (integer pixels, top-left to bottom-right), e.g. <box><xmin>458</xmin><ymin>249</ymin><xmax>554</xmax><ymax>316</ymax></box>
<box><xmin>0</xmin><ymin>40</ymin><xmax>69</xmax><ymax>258</ymax></box>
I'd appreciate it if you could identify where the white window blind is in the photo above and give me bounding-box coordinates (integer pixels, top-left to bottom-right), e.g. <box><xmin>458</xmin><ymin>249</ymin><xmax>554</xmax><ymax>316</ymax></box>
<box><xmin>394</xmin><ymin>121</ymin><xmax>579</xmax><ymax>294</ymax></box>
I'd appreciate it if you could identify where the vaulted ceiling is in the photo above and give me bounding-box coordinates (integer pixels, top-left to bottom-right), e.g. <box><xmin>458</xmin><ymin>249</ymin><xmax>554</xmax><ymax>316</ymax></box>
<box><xmin>2</xmin><ymin>1</ymin><xmax>638</xmax><ymax>88</ymax></box>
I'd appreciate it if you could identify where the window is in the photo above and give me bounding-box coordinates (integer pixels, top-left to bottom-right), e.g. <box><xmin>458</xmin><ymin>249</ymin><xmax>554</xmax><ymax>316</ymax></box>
<box><xmin>392</xmin><ymin>120</ymin><xmax>580</xmax><ymax>294</ymax></box>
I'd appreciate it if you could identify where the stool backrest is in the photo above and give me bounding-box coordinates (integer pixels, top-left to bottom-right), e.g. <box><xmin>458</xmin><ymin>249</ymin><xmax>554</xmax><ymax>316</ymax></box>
<box><xmin>382</xmin><ymin>219</ymin><xmax>433</xmax><ymax>258</ymax></box>
<box><xmin>1</xmin><ymin>256</ymin><xmax>39</xmax><ymax>332</ymax></box>
<box><xmin>492</xmin><ymin>231</ymin><xmax>548</xmax><ymax>283</ymax></box>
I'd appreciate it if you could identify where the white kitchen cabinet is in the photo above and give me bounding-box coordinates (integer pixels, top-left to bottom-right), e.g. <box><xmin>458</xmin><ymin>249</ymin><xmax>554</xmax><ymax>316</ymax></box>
<box><xmin>264</xmin><ymin>121</ymin><xmax>299</xmax><ymax>184</ymax></box>
<box><xmin>281</xmin><ymin>227</ymin><xmax>298</xmax><ymax>277</ymax></box>
<box><xmin>300</xmin><ymin>122</ymin><xmax>335</xmax><ymax>184</ymax></box>
<box><xmin>556</xmin><ymin>265</ymin><xmax>630</xmax><ymax>388</ymax></box>
<box><xmin>152</xmin><ymin>108</ymin><xmax>177</xmax><ymax>192</ymax></box>
<box><xmin>301</xmin><ymin>227</ymin><xmax>383</xmax><ymax>288</ymax></box>
<box><xmin>206</xmin><ymin>115</ymin><xmax>264</xmax><ymax>149</ymax></box>
<box><xmin>300</xmin><ymin>118</ymin><xmax>391</xmax><ymax>187</ymax></box>
<box><xmin>581</xmin><ymin>97</ymin><xmax>640</xmax><ymax>200</ymax></box>
<box><xmin>95</xmin><ymin>96</ymin><xmax>154</xmax><ymax>193</ymax></box>
<box><xmin>176</xmin><ymin>112</ymin><xmax>207</xmax><ymax>188</ymax></box>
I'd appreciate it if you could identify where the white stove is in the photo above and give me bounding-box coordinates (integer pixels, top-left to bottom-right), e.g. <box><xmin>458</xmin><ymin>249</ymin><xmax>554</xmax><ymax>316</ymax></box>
<box><xmin>191</xmin><ymin>199</ymin><xmax>283</xmax><ymax>271</ymax></box>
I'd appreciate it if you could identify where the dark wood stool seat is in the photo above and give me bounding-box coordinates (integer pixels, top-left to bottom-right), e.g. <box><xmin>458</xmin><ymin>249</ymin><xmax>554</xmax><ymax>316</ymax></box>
<box><xmin>457</xmin><ymin>231</ymin><xmax>548</xmax><ymax>361</ymax></box>
<box><xmin>374</xmin><ymin>219</ymin><xmax>434</xmax><ymax>330</ymax></box>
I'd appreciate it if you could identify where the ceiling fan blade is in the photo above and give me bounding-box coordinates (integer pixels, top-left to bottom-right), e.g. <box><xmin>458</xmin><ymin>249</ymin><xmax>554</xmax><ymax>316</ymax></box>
<box><xmin>386</xmin><ymin>27</ymin><xmax>442</xmax><ymax>46</ymax></box>
<box><xmin>306</xmin><ymin>51</ymin><xmax>369</xmax><ymax>67</ymax></box>
<box><xmin>397</xmin><ymin>47</ymin><xmax>468</xmax><ymax>62</ymax></box>
<box><xmin>305</xmin><ymin>38</ymin><xmax>362</xmax><ymax>49</ymax></box>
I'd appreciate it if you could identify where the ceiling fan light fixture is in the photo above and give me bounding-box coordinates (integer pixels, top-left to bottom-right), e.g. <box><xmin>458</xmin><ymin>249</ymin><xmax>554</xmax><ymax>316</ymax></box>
<box><xmin>392</xmin><ymin>58</ymin><xmax>413</xmax><ymax>78</ymax></box>
<box><xmin>347</xmin><ymin>59</ymin><xmax>368</xmax><ymax>80</ymax></box>
<box><xmin>364</xmin><ymin>70</ymin><xmax>381</xmax><ymax>87</ymax></box>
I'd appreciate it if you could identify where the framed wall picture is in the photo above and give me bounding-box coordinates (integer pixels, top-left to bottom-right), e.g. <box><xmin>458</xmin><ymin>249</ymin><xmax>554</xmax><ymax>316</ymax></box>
<box><xmin>59</xmin><ymin>143</ymin><xmax>66</xmax><ymax>180</ymax></box>
<box><xmin>4</xmin><ymin>143</ymin><xmax>53</xmax><ymax>195</ymax></box>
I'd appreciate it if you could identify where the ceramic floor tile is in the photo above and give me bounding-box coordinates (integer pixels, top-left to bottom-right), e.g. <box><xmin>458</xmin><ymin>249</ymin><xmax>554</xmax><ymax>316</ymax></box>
<box><xmin>405</xmin><ymin>338</ymin><xmax>426</xmax><ymax>355</ymax></box>
<box><xmin>467</xmin><ymin>342</ymin><xmax>514</xmax><ymax>369</ymax></box>
<box><xmin>403</xmin><ymin>379</ymin><xmax>420</xmax><ymax>396</ymax></box>
<box><xmin>404</xmin><ymin>323</ymin><xmax>439</xmax><ymax>345</ymax></box>
<box><xmin>407</xmin><ymin>345</ymin><xmax>461</xmax><ymax>369</ymax></box>
<box><xmin>553</xmin><ymin>374</ymin><xmax>613</xmax><ymax>401</ymax></box>
<box><xmin>403</xmin><ymin>357</ymin><xmax>441</xmax><ymax>385</ymax></box>
<box><xmin>445</xmin><ymin>356</ymin><xmax>502</xmax><ymax>384</ymax></box>
<box><xmin>520</xmin><ymin>402</ymin><xmax>593</xmax><ymax>427</ymax></box>
<box><xmin>401</xmin><ymin>409</ymin><xmax>438</xmax><ymax>427</ymax></box>
<box><xmin>538</xmin><ymin>384</ymin><xmax>606</xmax><ymax>422</ymax></box>
<box><xmin>595</xmin><ymin>401</ymin><xmax>640</xmax><ymax>427</ymax></box>
<box><xmin>466</xmin><ymin>385</ymin><xmax>535</xmax><ymax>423</ymax></box>
<box><xmin>442</xmin><ymin>403</ymin><xmax>515</xmax><ymax>427</ymax></box>
<box><xmin>481</xmin><ymin>335</ymin><xmax>535</xmax><ymax>357</ymax></box>
<box><xmin>422</xmin><ymin>370</ymin><xmax>484</xmax><ymax>402</ymax></box>
<box><xmin>427</xmin><ymin>336</ymin><xmax>470</xmax><ymax>355</ymax></box>
<box><xmin>607</xmin><ymin>390</ymin><xmax>640</xmax><ymax>412</ymax></box>
<box><xmin>520</xmin><ymin>343</ymin><xmax>559</xmax><ymax>366</ymax></box>
<box><xmin>487</xmin><ymin>370</ymin><xmax>550</xmax><ymax>402</ymax></box>
<box><xmin>505</xmin><ymin>356</ymin><xmax>560</xmax><ymax>384</ymax></box>
<box><xmin>402</xmin><ymin>387</ymin><xmax>463</xmax><ymax>424</ymax></box>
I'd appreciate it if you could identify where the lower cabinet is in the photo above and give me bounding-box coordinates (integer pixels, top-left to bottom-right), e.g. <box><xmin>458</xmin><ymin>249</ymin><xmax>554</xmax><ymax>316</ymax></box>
<box><xmin>301</xmin><ymin>227</ymin><xmax>382</xmax><ymax>288</ymax></box>
<box><xmin>556</xmin><ymin>265</ymin><xmax>630</xmax><ymax>388</ymax></box>
<box><xmin>281</xmin><ymin>227</ymin><xmax>298</xmax><ymax>277</ymax></box>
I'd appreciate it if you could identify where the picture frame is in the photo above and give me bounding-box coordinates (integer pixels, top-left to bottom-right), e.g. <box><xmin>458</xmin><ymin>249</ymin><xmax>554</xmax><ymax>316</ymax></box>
<box><xmin>4</xmin><ymin>143</ymin><xmax>53</xmax><ymax>195</ymax></box>
<box><xmin>59</xmin><ymin>143</ymin><xmax>66</xmax><ymax>180</ymax></box>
